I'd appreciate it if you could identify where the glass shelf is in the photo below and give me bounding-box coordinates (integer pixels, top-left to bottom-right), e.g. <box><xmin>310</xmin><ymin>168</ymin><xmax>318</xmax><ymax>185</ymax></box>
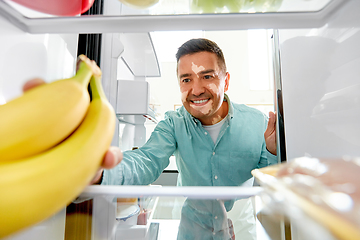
<box><xmin>3</xmin><ymin>0</ymin><xmax>334</xmax><ymax>18</ymax></box>
<box><xmin>0</xmin><ymin>0</ymin><xmax>345</xmax><ymax>33</ymax></box>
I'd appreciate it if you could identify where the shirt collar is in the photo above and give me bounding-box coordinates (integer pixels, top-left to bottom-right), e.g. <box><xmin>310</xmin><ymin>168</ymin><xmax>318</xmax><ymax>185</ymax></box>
<box><xmin>224</xmin><ymin>94</ymin><xmax>234</xmax><ymax>120</ymax></box>
<box><xmin>187</xmin><ymin>93</ymin><xmax>234</xmax><ymax>126</ymax></box>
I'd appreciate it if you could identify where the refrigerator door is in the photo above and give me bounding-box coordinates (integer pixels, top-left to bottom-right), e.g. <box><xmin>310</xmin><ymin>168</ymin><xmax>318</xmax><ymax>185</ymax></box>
<box><xmin>277</xmin><ymin>0</ymin><xmax>360</xmax><ymax>160</ymax></box>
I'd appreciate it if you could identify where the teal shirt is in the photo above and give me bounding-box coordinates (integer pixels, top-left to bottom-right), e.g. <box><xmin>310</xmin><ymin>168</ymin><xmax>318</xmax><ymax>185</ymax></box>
<box><xmin>102</xmin><ymin>95</ymin><xmax>278</xmax><ymax>187</ymax></box>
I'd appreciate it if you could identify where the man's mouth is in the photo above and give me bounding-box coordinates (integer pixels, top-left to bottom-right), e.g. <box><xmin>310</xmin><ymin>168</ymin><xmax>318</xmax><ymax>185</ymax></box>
<box><xmin>190</xmin><ymin>98</ymin><xmax>210</xmax><ymax>105</ymax></box>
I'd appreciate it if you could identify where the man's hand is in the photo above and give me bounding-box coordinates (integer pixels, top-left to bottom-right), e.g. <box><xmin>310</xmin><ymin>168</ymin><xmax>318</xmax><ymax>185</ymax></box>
<box><xmin>90</xmin><ymin>146</ymin><xmax>122</xmax><ymax>184</ymax></box>
<box><xmin>264</xmin><ymin>111</ymin><xmax>277</xmax><ymax>155</ymax></box>
<box><xmin>23</xmin><ymin>78</ymin><xmax>123</xmax><ymax>185</ymax></box>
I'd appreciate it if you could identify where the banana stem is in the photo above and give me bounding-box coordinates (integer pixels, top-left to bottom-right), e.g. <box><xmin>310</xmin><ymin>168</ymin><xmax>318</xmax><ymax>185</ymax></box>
<box><xmin>89</xmin><ymin>75</ymin><xmax>106</xmax><ymax>100</ymax></box>
<box><xmin>72</xmin><ymin>55</ymin><xmax>101</xmax><ymax>88</ymax></box>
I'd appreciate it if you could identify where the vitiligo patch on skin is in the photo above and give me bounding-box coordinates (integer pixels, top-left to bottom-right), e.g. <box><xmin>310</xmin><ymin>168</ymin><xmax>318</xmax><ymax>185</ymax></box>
<box><xmin>181</xmin><ymin>91</ymin><xmax>188</xmax><ymax>107</ymax></box>
<box><xmin>191</xmin><ymin>99</ymin><xmax>213</xmax><ymax>115</ymax></box>
<box><xmin>181</xmin><ymin>90</ymin><xmax>213</xmax><ymax>116</ymax></box>
<box><xmin>210</xmin><ymin>114</ymin><xmax>223</xmax><ymax>125</ymax></box>
<box><xmin>207</xmin><ymin>83</ymin><xmax>221</xmax><ymax>95</ymax></box>
<box><xmin>191</xmin><ymin>62</ymin><xmax>205</xmax><ymax>76</ymax></box>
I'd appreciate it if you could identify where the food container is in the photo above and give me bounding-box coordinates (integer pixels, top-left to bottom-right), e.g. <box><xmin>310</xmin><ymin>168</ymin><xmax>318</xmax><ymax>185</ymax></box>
<box><xmin>252</xmin><ymin>157</ymin><xmax>360</xmax><ymax>240</ymax></box>
<box><xmin>116</xmin><ymin>203</ymin><xmax>140</xmax><ymax>225</ymax></box>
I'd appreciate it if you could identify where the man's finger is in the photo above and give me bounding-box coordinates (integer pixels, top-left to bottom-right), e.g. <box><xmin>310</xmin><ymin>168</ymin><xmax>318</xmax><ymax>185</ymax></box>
<box><xmin>266</xmin><ymin>111</ymin><xmax>276</xmax><ymax>134</ymax></box>
<box><xmin>102</xmin><ymin>146</ymin><xmax>123</xmax><ymax>169</ymax></box>
<box><xmin>22</xmin><ymin>78</ymin><xmax>46</xmax><ymax>92</ymax></box>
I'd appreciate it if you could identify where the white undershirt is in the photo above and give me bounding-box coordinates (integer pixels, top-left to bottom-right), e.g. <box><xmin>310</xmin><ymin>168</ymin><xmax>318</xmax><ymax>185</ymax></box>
<box><xmin>202</xmin><ymin>117</ymin><xmax>227</xmax><ymax>144</ymax></box>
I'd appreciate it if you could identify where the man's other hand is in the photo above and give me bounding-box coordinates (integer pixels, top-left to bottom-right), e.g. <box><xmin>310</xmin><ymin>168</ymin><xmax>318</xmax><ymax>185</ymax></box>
<box><xmin>264</xmin><ymin>111</ymin><xmax>277</xmax><ymax>155</ymax></box>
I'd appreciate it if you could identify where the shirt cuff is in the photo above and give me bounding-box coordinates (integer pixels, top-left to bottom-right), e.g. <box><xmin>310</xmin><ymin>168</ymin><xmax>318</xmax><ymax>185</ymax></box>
<box><xmin>101</xmin><ymin>163</ymin><xmax>124</xmax><ymax>185</ymax></box>
<box><xmin>266</xmin><ymin>151</ymin><xmax>278</xmax><ymax>165</ymax></box>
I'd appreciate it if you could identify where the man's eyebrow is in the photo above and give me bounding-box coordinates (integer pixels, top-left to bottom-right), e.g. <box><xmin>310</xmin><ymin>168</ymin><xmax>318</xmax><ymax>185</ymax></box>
<box><xmin>179</xmin><ymin>73</ymin><xmax>191</xmax><ymax>79</ymax></box>
<box><xmin>198</xmin><ymin>69</ymin><xmax>215</xmax><ymax>75</ymax></box>
<box><xmin>179</xmin><ymin>69</ymin><xmax>215</xmax><ymax>79</ymax></box>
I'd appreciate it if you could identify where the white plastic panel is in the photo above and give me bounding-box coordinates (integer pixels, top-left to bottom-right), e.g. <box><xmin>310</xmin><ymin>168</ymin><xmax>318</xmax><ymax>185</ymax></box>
<box><xmin>0</xmin><ymin>14</ymin><xmax>78</xmax><ymax>103</ymax></box>
<box><xmin>278</xmin><ymin>0</ymin><xmax>360</xmax><ymax>160</ymax></box>
<box><xmin>119</xmin><ymin>33</ymin><xmax>160</xmax><ymax>77</ymax></box>
<box><xmin>116</xmin><ymin>80</ymin><xmax>149</xmax><ymax>115</ymax></box>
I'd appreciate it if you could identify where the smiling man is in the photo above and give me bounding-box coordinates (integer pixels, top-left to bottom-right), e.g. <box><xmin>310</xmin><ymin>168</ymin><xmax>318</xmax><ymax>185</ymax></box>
<box><xmin>101</xmin><ymin>38</ymin><xmax>277</xmax><ymax>186</ymax></box>
<box><xmin>100</xmin><ymin>38</ymin><xmax>277</xmax><ymax>239</ymax></box>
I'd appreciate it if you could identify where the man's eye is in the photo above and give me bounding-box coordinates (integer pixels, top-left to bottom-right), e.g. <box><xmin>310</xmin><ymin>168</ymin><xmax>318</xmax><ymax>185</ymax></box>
<box><xmin>204</xmin><ymin>75</ymin><xmax>213</xmax><ymax>79</ymax></box>
<box><xmin>182</xmin><ymin>78</ymin><xmax>190</xmax><ymax>83</ymax></box>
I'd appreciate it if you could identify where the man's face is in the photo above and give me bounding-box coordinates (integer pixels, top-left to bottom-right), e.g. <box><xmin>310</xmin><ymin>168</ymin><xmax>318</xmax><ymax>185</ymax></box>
<box><xmin>177</xmin><ymin>51</ymin><xmax>230</xmax><ymax>125</ymax></box>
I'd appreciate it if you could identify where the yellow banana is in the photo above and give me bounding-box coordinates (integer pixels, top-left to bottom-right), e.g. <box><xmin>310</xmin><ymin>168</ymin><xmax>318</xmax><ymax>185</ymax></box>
<box><xmin>0</xmin><ymin>55</ymin><xmax>98</xmax><ymax>161</ymax></box>
<box><xmin>0</xmin><ymin>73</ymin><xmax>115</xmax><ymax>238</ymax></box>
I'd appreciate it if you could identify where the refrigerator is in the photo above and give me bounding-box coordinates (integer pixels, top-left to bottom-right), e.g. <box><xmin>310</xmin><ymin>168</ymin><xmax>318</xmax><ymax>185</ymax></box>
<box><xmin>0</xmin><ymin>0</ymin><xmax>359</xmax><ymax>239</ymax></box>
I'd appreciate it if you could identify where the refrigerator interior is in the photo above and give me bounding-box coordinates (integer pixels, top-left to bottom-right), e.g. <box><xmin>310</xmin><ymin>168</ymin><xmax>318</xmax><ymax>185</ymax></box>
<box><xmin>0</xmin><ymin>0</ymin><xmax>359</xmax><ymax>239</ymax></box>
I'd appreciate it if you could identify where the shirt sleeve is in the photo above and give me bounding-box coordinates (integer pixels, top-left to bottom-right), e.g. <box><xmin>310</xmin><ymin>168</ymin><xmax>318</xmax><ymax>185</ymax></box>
<box><xmin>257</xmin><ymin>141</ymin><xmax>270</xmax><ymax>169</ymax></box>
<box><xmin>266</xmin><ymin>150</ymin><xmax>278</xmax><ymax>165</ymax></box>
<box><xmin>102</xmin><ymin>118</ymin><xmax>177</xmax><ymax>186</ymax></box>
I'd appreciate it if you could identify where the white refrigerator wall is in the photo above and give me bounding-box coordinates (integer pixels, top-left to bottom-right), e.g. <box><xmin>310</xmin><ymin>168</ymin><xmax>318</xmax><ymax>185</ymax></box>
<box><xmin>0</xmin><ymin>13</ymin><xmax>78</xmax><ymax>240</ymax></box>
<box><xmin>279</xmin><ymin>0</ymin><xmax>360</xmax><ymax>160</ymax></box>
<box><xmin>0</xmin><ymin>14</ymin><xmax>78</xmax><ymax>104</ymax></box>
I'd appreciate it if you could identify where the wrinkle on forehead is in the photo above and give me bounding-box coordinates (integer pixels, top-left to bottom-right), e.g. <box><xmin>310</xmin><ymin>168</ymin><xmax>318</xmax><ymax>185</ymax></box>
<box><xmin>191</xmin><ymin>62</ymin><xmax>205</xmax><ymax>75</ymax></box>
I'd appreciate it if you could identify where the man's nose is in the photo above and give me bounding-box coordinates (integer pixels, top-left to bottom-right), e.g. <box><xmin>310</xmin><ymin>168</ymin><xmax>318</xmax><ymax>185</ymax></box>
<box><xmin>191</xmin><ymin>79</ymin><xmax>205</xmax><ymax>96</ymax></box>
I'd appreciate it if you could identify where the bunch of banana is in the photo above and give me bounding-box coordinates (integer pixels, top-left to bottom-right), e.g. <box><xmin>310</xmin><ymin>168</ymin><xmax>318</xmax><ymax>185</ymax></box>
<box><xmin>0</xmin><ymin>55</ymin><xmax>115</xmax><ymax>238</ymax></box>
<box><xmin>0</xmin><ymin>55</ymin><xmax>97</xmax><ymax>161</ymax></box>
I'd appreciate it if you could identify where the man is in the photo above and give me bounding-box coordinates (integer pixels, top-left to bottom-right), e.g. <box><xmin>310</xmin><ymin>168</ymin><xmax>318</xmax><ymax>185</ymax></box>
<box><xmin>98</xmin><ymin>38</ymin><xmax>277</xmax><ymax>187</ymax></box>
<box><xmin>98</xmin><ymin>38</ymin><xmax>277</xmax><ymax>239</ymax></box>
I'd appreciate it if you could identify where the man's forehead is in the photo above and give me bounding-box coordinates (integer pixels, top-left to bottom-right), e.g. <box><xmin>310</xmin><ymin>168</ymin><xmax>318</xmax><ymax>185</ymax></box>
<box><xmin>177</xmin><ymin>53</ymin><xmax>219</xmax><ymax>73</ymax></box>
<box><xmin>178</xmin><ymin>51</ymin><xmax>217</xmax><ymax>63</ymax></box>
<box><xmin>191</xmin><ymin>62</ymin><xmax>205</xmax><ymax>74</ymax></box>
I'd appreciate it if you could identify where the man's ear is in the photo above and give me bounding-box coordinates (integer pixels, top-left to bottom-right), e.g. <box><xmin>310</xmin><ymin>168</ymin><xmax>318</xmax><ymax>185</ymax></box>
<box><xmin>224</xmin><ymin>72</ymin><xmax>230</xmax><ymax>92</ymax></box>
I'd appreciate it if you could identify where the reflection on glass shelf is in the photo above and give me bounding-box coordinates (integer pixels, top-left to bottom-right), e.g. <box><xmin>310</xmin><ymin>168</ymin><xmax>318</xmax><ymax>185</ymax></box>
<box><xmin>3</xmin><ymin>0</ymin><xmax>333</xmax><ymax>18</ymax></box>
<box><xmin>120</xmin><ymin>0</ymin><xmax>334</xmax><ymax>15</ymax></box>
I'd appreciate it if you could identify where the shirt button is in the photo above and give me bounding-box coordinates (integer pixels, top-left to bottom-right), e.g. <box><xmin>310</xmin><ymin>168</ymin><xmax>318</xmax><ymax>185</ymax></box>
<box><xmin>213</xmin><ymin>152</ymin><xmax>215</xmax><ymax>155</ymax></box>
<box><xmin>205</xmin><ymin>132</ymin><xmax>208</xmax><ymax>135</ymax></box>
<box><xmin>213</xmin><ymin>232</ymin><xmax>216</xmax><ymax>235</ymax></box>
<box><xmin>214</xmin><ymin>175</ymin><xmax>218</xmax><ymax>180</ymax></box>
<box><xmin>214</xmin><ymin>216</ymin><xmax>218</xmax><ymax>219</ymax></box>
